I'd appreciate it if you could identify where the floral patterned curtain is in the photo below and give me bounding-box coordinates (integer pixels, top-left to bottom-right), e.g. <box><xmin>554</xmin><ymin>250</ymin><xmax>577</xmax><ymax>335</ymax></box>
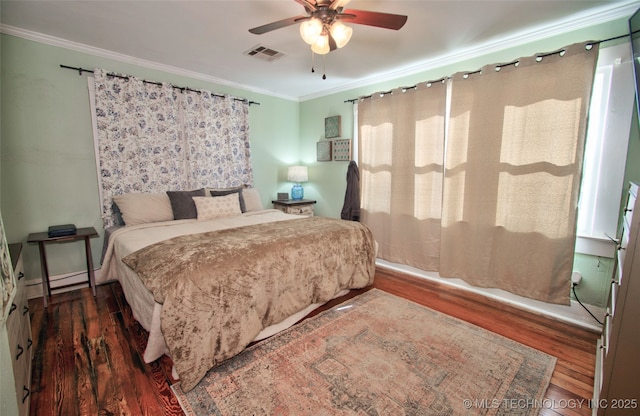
<box><xmin>181</xmin><ymin>90</ymin><xmax>252</xmax><ymax>188</ymax></box>
<box><xmin>93</xmin><ymin>68</ymin><xmax>253</xmax><ymax>228</ymax></box>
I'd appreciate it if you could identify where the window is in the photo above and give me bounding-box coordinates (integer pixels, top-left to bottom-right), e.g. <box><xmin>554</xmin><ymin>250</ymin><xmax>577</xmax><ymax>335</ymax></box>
<box><xmin>576</xmin><ymin>42</ymin><xmax>635</xmax><ymax>257</ymax></box>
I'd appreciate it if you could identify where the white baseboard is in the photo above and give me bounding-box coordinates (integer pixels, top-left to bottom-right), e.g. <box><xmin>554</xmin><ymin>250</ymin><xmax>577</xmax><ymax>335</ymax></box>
<box><xmin>26</xmin><ymin>268</ymin><xmax>103</xmax><ymax>300</ymax></box>
<box><xmin>377</xmin><ymin>259</ymin><xmax>605</xmax><ymax>333</ymax></box>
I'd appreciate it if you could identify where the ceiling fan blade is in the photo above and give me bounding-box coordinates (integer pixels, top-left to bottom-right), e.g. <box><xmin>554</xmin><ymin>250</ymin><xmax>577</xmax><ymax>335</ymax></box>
<box><xmin>340</xmin><ymin>9</ymin><xmax>408</xmax><ymax>30</ymax></box>
<box><xmin>330</xmin><ymin>0</ymin><xmax>351</xmax><ymax>10</ymax></box>
<box><xmin>294</xmin><ymin>0</ymin><xmax>318</xmax><ymax>12</ymax></box>
<box><xmin>249</xmin><ymin>15</ymin><xmax>306</xmax><ymax>35</ymax></box>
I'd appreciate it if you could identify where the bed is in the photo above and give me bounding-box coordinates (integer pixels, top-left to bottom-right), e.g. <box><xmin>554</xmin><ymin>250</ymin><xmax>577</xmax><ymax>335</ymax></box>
<box><xmin>100</xmin><ymin>189</ymin><xmax>376</xmax><ymax>392</ymax></box>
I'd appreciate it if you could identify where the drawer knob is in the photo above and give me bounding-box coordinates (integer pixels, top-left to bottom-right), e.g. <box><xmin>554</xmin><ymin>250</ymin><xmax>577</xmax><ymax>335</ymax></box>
<box><xmin>17</xmin><ymin>272</ymin><xmax>25</xmax><ymax>280</ymax></box>
<box><xmin>23</xmin><ymin>305</ymin><xmax>29</xmax><ymax>316</ymax></box>
<box><xmin>27</xmin><ymin>338</ymin><xmax>33</xmax><ymax>349</ymax></box>
<box><xmin>9</xmin><ymin>303</ymin><xmax>16</xmax><ymax>315</ymax></box>
<box><xmin>16</xmin><ymin>344</ymin><xmax>24</xmax><ymax>360</ymax></box>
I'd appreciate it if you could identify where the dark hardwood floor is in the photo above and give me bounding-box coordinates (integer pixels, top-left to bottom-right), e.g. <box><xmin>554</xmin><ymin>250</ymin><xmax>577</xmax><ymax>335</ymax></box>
<box><xmin>28</xmin><ymin>267</ymin><xmax>599</xmax><ymax>415</ymax></box>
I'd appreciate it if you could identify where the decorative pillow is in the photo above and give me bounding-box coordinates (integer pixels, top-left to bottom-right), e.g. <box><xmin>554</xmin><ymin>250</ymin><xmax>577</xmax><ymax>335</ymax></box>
<box><xmin>193</xmin><ymin>195</ymin><xmax>241</xmax><ymax>220</ymax></box>
<box><xmin>166</xmin><ymin>188</ymin><xmax>206</xmax><ymax>220</ymax></box>
<box><xmin>112</xmin><ymin>193</ymin><xmax>174</xmax><ymax>226</ymax></box>
<box><xmin>210</xmin><ymin>188</ymin><xmax>246</xmax><ymax>213</ymax></box>
<box><xmin>242</xmin><ymin>188</ymin><xmax>263</xmax><ymax>212</ymax></box>
<box><xmin>111</xmin><ymin>200</ymin><xmax>125</xmax><ymax>227</ymax></box>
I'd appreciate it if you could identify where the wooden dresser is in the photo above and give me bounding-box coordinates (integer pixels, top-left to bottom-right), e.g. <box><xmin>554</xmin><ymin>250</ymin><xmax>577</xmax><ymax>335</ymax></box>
<box><xmin>593</xmin><ymin>182</ymin><xmax>640</xmax><ymax>415</ymax></box>
<box><xmin>0</xmin><ymin>243</ymin><xmax>32</xmax><ymax>416</ymax></box>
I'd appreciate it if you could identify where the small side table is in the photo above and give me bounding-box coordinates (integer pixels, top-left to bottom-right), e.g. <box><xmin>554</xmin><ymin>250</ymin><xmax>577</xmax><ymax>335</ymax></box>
<box><xmin>272</xmin><ymin>199</ymin><xmax>317</xmax><ymax>217</ymax></box>
<box><xmin>27</xmin><ymin>227</ymin><xmax>99</xmax><ymax>307</ymax></box>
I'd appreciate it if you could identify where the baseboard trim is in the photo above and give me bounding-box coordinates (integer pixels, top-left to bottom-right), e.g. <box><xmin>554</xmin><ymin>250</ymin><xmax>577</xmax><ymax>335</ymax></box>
<box><xmin>26</xmin><ymin>268</ymin><xmax>103</xmax><ymax>300</ymax></box>
<box><xmin>376</xmin><ymin>259</ymin><xmax>605</xmax><ymax>333</ymax></box>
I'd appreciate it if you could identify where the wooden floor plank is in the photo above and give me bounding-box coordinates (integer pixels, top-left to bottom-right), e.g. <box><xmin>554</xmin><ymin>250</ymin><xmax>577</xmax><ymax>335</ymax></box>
<box><xmin>30</xmin><ymin>302</ymin><xmax>55</xmax><ymax>416</ymax></box>
<box><xmin>107</xmin><ymin>282</ymin><xmax>183</xmax><ymax>414</ymax></box>
<box><xmin>94</xmin><ymin>295</ymin><xmax>133</xmax><ymax>416</ymax></box>
<box><xmin>71</xmin><ymin>299</ymin><xmax>98</xmax><ymax>415</ymax></box>
<box><xmin>543</xmin><ymin>384</ymin><xmax>594</xmax><ymax>416</ymax></box>
<box><xmin>28</xmin><ymin>267</ymin><xmax>598</xmax><ymax>415</ymax></box>
<box><xmin>55</xmin><ymin>301</ymin><xmax>78</xmax><ymax>416</ymax></box>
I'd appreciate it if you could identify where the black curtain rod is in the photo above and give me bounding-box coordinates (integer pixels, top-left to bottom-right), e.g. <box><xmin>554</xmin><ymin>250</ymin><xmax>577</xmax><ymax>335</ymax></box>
<box><xmin>343</xmin><ymin>76</ymin><xmax>448</xmax><ymax>103</ymax></box>
<box><xmin>344</xmin><ymin>33</ymin><xmax>630</xmax><ymax>104</ymax></box>
<box><xmin>60</xmin><ymin>65</ymin><xmax>260</xmax><ymax>106</ymax></box>
<box><xmin>590</xmin><ymin>31</ymin><xmax>633</xmax><ymax>46</ymax></box>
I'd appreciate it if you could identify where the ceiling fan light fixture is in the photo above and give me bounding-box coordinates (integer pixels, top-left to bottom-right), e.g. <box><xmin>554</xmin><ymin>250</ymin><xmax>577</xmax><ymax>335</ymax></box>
<box><xmin>300</xmin><ymin>18</ymin><xmax>323</xmax><ymax>45</ymax></box>
<box><xmin>329</xmin><ymin>21</ymin><xmax>352</xmax><ymax>48</ymax></box>
<box><xmin>311</xmin><ymin>33</ymin><xmax>330</xmax><ymax>55</ymax></box>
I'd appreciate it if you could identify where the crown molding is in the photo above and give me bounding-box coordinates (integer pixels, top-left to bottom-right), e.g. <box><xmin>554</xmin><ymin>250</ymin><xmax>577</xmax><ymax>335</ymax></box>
<box><xmin>0</xmin><ymin>24</ymin><xmax>299</xmax><ymax>102</ymax></box>
<box><xmin>2</xmin><ymin>0</ymin><xmax>637</xmax><ymax>103</ymax></box>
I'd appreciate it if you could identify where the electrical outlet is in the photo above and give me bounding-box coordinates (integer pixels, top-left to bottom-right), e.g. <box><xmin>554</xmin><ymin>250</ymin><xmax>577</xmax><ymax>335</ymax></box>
<box><xmin>571</xmin><ymin>271</ymin><xmax>582</xmax><ymax>286</ymax></box>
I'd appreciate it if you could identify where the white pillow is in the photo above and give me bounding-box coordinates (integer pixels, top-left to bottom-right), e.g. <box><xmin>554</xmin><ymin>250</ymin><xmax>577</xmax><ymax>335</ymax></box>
<box><xmin>193</xmin><ymin>194</ymin><xmax>241</xmax><ymax>220</ymax></box>
<box><xmin>112</xmin><ymin>193</ymin><xmax>174</xmax><ymax>226</ymax></box>
<box><xmin>242</xmin><ymin>188</ymin><xmax>263</xmax><ymax>212</ymax></box>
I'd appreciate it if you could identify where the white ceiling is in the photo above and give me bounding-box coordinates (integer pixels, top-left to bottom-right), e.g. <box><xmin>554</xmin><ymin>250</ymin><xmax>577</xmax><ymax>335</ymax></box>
<box><xmin>1</xmin><ymin>1</ymin><xmax>637</xmax><ymax>101</ymax></box>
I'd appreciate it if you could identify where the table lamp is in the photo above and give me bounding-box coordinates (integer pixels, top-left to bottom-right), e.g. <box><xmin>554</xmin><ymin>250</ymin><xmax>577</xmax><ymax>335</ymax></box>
<box><xmin>288</xmin><ymin>166</ymin><xmax>308</xmax><ymax>200</ymax></box>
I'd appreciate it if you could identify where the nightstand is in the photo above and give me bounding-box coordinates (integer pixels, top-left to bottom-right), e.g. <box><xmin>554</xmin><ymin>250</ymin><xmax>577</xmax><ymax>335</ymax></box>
<box><xmin>272</xmin><ymin>199</ymin><xmax>317</xmax><ymax>217</ymax></box>
<box><xmin>27</xmin><ymin>227</ymin><xmax>99</xmax><ymax>307</ymax></box>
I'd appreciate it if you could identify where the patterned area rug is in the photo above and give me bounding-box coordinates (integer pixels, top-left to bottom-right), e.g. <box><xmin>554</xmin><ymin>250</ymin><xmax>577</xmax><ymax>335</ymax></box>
<box><xmin>172</xmin><ymin>289</ymin><xmax>556</xmax><ymax>415</ymax></box>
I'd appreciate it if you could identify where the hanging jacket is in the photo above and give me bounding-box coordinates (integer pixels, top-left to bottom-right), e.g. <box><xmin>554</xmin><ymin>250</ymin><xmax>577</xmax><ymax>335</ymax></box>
<box><xmin>341</xmin><ymin>160</ymin><xmax>360</xmax><ymax>221</ymax></box>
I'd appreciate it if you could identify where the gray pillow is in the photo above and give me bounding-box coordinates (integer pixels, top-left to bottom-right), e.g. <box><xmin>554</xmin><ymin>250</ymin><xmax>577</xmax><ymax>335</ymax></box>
<box><xmin>167</xmin><ymin>188</ymin><xmax>206</xmax><ymax>220</ymax></box>
<box><xmin>210</xmin><ymin>188</ymin><xmax>246</xmax><ymax>213</ymax></box>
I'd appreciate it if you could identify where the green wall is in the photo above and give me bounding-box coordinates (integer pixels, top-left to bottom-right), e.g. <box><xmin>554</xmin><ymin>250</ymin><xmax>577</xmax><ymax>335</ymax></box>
<box><xmin>299</xmin><ymin>16</ymin><xmax>640</xmax><ymax>308</ymax></box>
<box><xmin>2</xmin><ymin>14</ymin><xmax>639</xmax><ymax>309</ymax></box>
<box><xmin>0</xmin><ymin>34</ymin><xmax>300</xmax><ymax>282</ymax></box>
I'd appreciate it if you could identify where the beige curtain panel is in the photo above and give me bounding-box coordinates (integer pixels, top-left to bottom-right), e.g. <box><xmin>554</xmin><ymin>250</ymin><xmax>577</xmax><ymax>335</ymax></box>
<box><xmin>358</xmin><ymin>42</ymin><xmax>599</xmax><ymax>305</ymax></box>
<box><xmin>441</xmin><ymin>42</ymin><xmax>599</xmax><ymax>305</ymax></box>
<box><xmin>359</xmin><ymin>81</ymin><xmax>447</xmax><ymax>272</ymax></box>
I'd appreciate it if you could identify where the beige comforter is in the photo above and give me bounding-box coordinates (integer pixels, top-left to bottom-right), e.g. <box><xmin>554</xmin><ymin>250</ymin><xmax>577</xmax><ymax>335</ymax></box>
<box><xmin>122</xmin><ymin>216</ymin><xmax>376</xmax><ymax>391</ymax></box>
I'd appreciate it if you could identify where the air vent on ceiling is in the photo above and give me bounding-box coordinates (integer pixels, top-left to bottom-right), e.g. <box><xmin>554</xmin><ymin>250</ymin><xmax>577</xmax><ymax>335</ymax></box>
<box><xmin>244</xmin><ymin>45</ymin><xmax>286</xmax><ymax>62</ymax></box>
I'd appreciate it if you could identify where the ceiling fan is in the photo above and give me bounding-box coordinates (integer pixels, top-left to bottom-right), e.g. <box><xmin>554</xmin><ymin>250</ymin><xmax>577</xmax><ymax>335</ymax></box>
<box><xmin>248</xmin><ymin>0</ymin><xmax>408</xmax><ymax>55</ymax></box>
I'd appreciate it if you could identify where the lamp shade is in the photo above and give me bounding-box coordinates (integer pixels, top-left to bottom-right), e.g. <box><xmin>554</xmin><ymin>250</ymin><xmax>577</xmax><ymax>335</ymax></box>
<box><xmin>330</xmin><ymin>21</ymin><xmax>352</xmax><ymax>48</ymax></box>
<box><xmin>311</xmin><ymin>34</ymin><xmax>330</xmax><ymax>55</ymax></box>
<box><xmin>288</xmin><ymin>166</ymin><xmax>308</xmax><ymax>183</ymax></box>
<box><xmin>300</xmin><ymin>18</ymin><xmax>323</xmax><ymax>45</ymax></box>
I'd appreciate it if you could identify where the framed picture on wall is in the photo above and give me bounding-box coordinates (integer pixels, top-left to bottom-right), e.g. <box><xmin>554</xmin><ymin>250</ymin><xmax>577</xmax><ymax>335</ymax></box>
<box><xmin>317</xmin><ymin>141</ymin><xmax>332</xmax><ymax>161</ymax></box>
<box><xmin>333</xmin><ymin>139</ymin><xmax>351</xmax><ymax>161</ymax></box>
<box><xmin>324</xmin><ymin>116</ymin><xmax>341</xmax><ymax>138</ymax></box>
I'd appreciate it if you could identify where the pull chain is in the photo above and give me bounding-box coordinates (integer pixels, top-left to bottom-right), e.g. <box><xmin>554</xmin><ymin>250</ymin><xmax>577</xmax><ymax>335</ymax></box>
<box><xmin>309</xmin><ymin>50</ymin><xmax>328</xmax><ymax>79</ymax></box>
<box><xmin>322</xmin><ymin>54</ymin><xmax>326</xmax><ymax>80</ymax></box>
